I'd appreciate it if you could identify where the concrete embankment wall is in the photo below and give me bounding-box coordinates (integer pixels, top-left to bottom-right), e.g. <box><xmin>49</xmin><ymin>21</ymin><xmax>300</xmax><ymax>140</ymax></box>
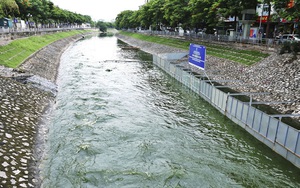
<box><xmin>153</xmin><ymin>53</ymin><xmax>300</xmax><ymax>169</ymax></box>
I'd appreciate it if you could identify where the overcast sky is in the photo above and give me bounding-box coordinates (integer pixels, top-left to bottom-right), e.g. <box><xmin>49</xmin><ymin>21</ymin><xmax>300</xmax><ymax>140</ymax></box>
<box><xmin>50</xmin><ymin>0</ymin><xmax>146</xmax><ymax>22</ymax></box>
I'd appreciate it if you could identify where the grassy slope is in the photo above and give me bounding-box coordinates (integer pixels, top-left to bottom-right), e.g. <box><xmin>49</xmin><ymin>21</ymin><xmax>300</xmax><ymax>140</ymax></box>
<box><xmin>120</xmin><ymin>31</ymin><xmax>270</xmax><ymax>66</ymax></box>
<box><xmin>0</xmin><ymin>30</ymin><xmax>90</xmax><ymax>68</ymax></box>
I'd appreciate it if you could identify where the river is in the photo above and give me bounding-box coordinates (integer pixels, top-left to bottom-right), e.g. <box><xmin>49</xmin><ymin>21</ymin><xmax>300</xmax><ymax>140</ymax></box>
<box><xmin>40</xmin><ymin>35</ymin><xmax>300</xmax><ymax>188</ymax></box>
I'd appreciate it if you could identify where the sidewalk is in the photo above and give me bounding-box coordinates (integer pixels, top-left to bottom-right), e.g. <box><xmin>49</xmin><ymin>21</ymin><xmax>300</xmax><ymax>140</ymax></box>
<box><xmin>0</xmin><ymin>39</ymin><xmax>11</xmax><ymax>46</ymax></box>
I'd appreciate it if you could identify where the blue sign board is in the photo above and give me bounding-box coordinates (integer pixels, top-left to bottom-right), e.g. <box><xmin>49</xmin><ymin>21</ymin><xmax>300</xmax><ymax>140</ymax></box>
<box><xmin>188</xmin><ymin>44</ymin><xmax>206</xmax><ymax>70</ymax></box>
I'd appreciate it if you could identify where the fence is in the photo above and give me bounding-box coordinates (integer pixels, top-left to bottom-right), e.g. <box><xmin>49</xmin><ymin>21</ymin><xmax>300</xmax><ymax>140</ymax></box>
<box><xmin>131</xmin><ymin>29</ymin><xmax>279</xmax><ymax>49</ymax></box>
<box><xmin>153</xmin><ymin>53</ymin><xmax>300</xmax><ymax>169</ymax></box>
<box><xmin>0</xmin><ymin>27</ymin><xmax>87</xmax><ymax>44</ymax></box>
<box><xmin>0</xmin><ymin>24</ymin><xmax>90</xmax><ymax>33</ymax></box>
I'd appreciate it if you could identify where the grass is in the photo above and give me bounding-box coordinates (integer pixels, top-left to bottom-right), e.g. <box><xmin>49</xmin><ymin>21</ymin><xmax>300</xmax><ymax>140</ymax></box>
<box><xmin>120</xmin><ymin>31</ymin><xmax>270</xmax><ymax>66</ymax></box>
<box><xmin>0</xmin><ymin>30</ymin><xmax>90</xmax><ymax>68</ymax></box>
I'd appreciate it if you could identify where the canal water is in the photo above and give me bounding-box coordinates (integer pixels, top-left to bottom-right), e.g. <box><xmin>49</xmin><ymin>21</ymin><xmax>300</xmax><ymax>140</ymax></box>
<box><xmin>41</xmin><ymin>35</ymin><xmax>300</xmax><ymax>187</ymax></box>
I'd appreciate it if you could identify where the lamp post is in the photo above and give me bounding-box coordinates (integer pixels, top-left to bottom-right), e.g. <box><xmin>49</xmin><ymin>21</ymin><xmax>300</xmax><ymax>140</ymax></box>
<box><xmin>27</xmin><ymin>13</ymin><xmax>32</xmax><ymax>31</ymax></box>
<box><xmin>259</xmin><ymin>5</ymin><xmax>262</xmax><ymax>31</ymax></box>
<box><xmin>258</xmin><ymin>4</ymin><xmax>264</xmax><ymax>42</ymax></box>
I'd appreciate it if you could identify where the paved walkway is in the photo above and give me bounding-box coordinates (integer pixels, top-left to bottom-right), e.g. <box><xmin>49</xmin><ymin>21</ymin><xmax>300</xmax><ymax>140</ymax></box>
<box><xmin>0</xmin><ymin>37</ymin><xmax>11</xmax><ymax>46</ymax></box>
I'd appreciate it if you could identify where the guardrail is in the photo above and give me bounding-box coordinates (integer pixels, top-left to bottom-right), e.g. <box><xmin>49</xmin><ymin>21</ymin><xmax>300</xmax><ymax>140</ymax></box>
<box><xmin>130</xmin><ymin>29</ymin><xmax>280</xmax><ymax>49</ymax></box>
<box><xmin>153</xmin><ymin>53</ymin><xmax>300</xmax><ymax>169</ymax></box>
<box><xmin>0</xmin><ymin>27</ymin><xmax>86</xmax><ymax>33</ymax></box>
<box><xmin>0</xmin><ymin>27</ymin><xmax>89</xmax><ymax>44</ymax></box>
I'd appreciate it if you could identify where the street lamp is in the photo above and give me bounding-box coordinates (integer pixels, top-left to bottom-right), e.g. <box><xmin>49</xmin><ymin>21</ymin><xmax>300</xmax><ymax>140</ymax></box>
<box><xmin>27</xmin><ymin>13</ymin><xmax>32</xmax><ymax>30</ymax></box>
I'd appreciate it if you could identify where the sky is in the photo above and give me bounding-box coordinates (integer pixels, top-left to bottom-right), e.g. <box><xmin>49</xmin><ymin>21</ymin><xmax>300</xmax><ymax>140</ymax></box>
<box><xmin>50</xmin><ymin>0</ymin><xmax>146</xmax><ymax>22</ymax></box>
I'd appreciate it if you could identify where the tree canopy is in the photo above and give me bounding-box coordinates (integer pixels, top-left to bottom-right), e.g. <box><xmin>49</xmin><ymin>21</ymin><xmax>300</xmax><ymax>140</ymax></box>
<box><xmin>115</xmin><ymin>0</ymin><xmax>300</xmax><ymax>34</ymax></box>
<box><xmin>95</xmin><ymin>20</ymin><xmax>115</xmax><ymax>32</ymax></box>
<box><xmin>0</xmin><ymin>0</ymin><xmax>19</xmax><ymax>17</ymax></box>
<box><xmin>0</xmin><ymin>0</ymin><xmax>92</xmax><ymax>27</ymax></box>
<box><xmin>273</xmin><ymin>0</ymin><xmax>299</xmax><ymax>22</ymax></box>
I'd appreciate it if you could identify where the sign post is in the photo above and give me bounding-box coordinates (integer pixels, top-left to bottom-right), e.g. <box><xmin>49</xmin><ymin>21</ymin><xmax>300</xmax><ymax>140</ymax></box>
<box><xmin>188</xmin><ymin>43</ymin><xmax>206</xmax><ymax>70</ymax></box>
<box><xmin>188</xmin><ymin>43</ymin><xmax>213</xmax><ymax>84</ymax></box>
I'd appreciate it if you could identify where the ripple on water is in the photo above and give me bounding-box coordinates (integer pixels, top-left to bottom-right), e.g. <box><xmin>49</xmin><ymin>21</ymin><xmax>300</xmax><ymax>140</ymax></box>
<box><xmin>40</xmin><ymin>36</ymin><xmax>300</xmax><ymax>188</ymax></box>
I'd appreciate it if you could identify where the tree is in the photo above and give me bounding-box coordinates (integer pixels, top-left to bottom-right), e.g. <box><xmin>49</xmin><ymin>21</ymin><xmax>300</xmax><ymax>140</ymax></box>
<box><xmin>96</xmin><ymin>20</ymin><xmax>108</xmax><ymax>32</ymax></box>
<box><xmin>273</xmin><ymin>0</ymin><xmax>299</xmax><ymax>33</ymax></box>
<box><xmin>39</xmin><ymin>0</ymin><xmax>53</xmax><ymax>26</ymax></box>
<box><xmin>15</xmin><ymin>0</ymin><xmax>30</xmax><ymax>20</ymax></box>
<box><xmin>0</xmin><ymin>0</ymin><xmax>19</xmax><ymax>17</ymax></box>
<box><xmin>50</xmin><ymin>5</ymin><xmax>64</xmax><ymax>27</ymax></box>
<box><xmin>15</xmin><ymin>0</ymin><xmax>91</xmax><ymax>28</ymax></box>
<box><xmin>273</xmin><ymin>0</ymin><xmax>298</xmax><ymax>20</ymax></box>
<box><xmin>188</xmin><ymin>0</ymin><xmax>218</xmax><ymax>33</ymax></box>
<box><xmin>145</xmin><ymin>0</ymin><xmax>166</xmax><ymax>30</ymax></box>
<box><xmin>26</xmin><ymin>0</ymin><xmax>47</xmax><ymax>27</ymax></box>
<box><xmin>260</xmin><ymin>0</ymin><xmax>272</xmax><ymax>38</ymax></box>
<box><xmin>0</xmin><ymin>4</ymin><xmax>3</xmax><ymax>17</ymax></box>
<box><xmin>163</xmin><ymin>0</ymin><xmax>191</xmax><ymax>30</ymax></box>
<box><xmin>138</xmin><ymin>4</ymin><xmax>152</xmax><ymax>29</ymax></box>
<box><xmin>213</xmin><ymin>0</ymin><xmax>257</xmax><ymax>30</ymax></box>
<box><xmin>115</xmin><ymin>10</ymin><xmax>135</xmax><ymax>29</ymax></box>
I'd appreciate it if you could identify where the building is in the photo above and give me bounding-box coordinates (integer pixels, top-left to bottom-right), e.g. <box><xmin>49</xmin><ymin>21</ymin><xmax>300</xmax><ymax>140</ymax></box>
<box><xmin>0</xmin><ymin>18</ymin><xmax>13</xmax><ymax>28</ymax></box>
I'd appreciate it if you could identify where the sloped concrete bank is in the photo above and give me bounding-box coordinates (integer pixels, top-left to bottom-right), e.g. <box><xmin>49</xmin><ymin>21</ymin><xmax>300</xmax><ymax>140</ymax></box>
<box><xmin>0</xmin><ymin>34</ymin><xmax>84</xmax><ymax>187</ymax></box>
<box><xmin>116</xmin><ymin>34</ymin><xmax>300</xmax><ymax>122</ymax></box>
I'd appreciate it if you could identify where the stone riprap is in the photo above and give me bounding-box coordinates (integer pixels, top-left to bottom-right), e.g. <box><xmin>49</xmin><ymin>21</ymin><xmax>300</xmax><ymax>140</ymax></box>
<box><xmin>116</xmin><ymin>34</ymin><xmax>300</xmax><ymax>121</ymax></box>
<box><xmin>0</xmin><ymin>34</ymin><xmax>83</xmax><ymax>187</ymax></box>
<box><xmin>20</xmin><ymin>36</ymin><xmax>79</xmax><ymax>83</ymax></box>
<box><xmin>0</xmin><ymin>77</ymin><xmax>51</xmax><ymax>187</ymax></box>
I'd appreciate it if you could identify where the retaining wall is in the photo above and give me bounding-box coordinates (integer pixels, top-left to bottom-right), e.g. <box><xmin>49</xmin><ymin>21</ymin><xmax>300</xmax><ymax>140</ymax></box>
<box><xmin>153</xmin><ymin>53</ymin><xmax>300</xmax><ymax>169</ymax></box>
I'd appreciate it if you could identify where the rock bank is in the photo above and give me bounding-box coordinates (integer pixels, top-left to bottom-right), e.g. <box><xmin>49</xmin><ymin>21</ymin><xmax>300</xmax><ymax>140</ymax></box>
<box><xmin>0</xmin><ymin>34</ymin><xmax>83</xmax><ymax>187</ymax></box>
<box><xmin>0</xmin><ymin>77</ymin><xmax>50</xmax><ymax>187</ymax></box>
<box><xmin>116</xmin><ymin>34</ymin><xmax>300</xmax><ymax>122</ymax></box>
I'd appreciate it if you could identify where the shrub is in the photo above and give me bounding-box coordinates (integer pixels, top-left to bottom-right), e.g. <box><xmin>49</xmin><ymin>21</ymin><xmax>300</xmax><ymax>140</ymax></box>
<box><xmin>279</xmin><ymin>41</ymin><xmax>300</xmax><ymax>55</ymax></box>
<box><xmin>290</xmin><ymin>42</ymin><xmax>300</xmax><ymax>55</ymax></box>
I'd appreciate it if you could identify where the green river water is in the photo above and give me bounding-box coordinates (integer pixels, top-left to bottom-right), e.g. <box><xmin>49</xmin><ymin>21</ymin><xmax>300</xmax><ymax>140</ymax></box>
<box><xmin>40</xmin><ymin>36</ymin><xmax>300</xmax><ymax>188</ymax></box>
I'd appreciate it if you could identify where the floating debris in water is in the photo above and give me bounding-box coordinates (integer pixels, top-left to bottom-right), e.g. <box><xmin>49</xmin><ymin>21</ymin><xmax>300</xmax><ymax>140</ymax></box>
<box><xmin>121</xmin><ymin>46</ymin><xmax>139</xmax><ymax>50</ymax></box>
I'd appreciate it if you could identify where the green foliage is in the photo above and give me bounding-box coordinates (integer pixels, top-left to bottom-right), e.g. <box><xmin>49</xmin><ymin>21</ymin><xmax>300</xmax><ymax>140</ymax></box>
<box><xmin>0</xmin><ymin>30</ymin><xmax>89</xmax><ymax>68</ymax></box>
<box><xmin>280</xmin><ymin>41</ymin><xmax>292</xmax><ymax>54</ymax></box>
<box><xmin>115</xmin><ymin>0</ymin><xmax>299</xmax><ymax>35</ymax></box>
<box><xmin>0</xmin><ymin>0</ymin><xmax>19</xmax><ymax>17</ymax></box>
<box><xmin>188</xmin><ymin>0</ymin><xmax>218</xmax><ymax>31</ymax></box>
<box><xmin>14</xmin><ymin>0</ymin><xmax>92</xmax><ymax>27</ymax></box>
<box><xmin>137</xmin><ymin>0</ymin><xmax>166</xmax><ymax>30</ymax></box>
<box><xmin>291</xmin><ymin>42</ymin><xmax>300</xmax><ymax>54</ymax></box>
<box><xmin>120</xmin><ymin>31</ymin><xmax>269</xmax><ymax>66</ymax></box>
<box><xmin>0</xmin><ymin>4</ymin><xmax>3</xmax><ymax>17</ymax></box>
<box><xmin>163</xmin><ymin>0</ymin><xmax>190</xmax><ymax>29</ymax></box>
<box><xmin>114</xmin><ymin>0</ymin><xmax>261</xmax><ymax>32</ymax></box>
<box><xmin>279</xmin><ymin>41</ymin><xmax>300</xmax><ymax>55</ymax></box>
<box><xmin>115</xmin><ymin>10</ymin><xmax>135</xmax><ymax>29</ymax></box>
<box><xmin>273</xmin><ymin>0</ymin><xmax>300</xmax><ymax>23</ymax></box>
<box><xmin>95</xmin><ymin>21</ymin><xmax>113</xmax><ymax>32</ymax></box>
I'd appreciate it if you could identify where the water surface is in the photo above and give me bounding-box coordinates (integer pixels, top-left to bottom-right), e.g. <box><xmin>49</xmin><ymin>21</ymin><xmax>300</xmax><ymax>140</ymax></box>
<box><xmin>41</xmin><ymin>36</ymin><xmax>300</xmax><ymax>188</ymax></box>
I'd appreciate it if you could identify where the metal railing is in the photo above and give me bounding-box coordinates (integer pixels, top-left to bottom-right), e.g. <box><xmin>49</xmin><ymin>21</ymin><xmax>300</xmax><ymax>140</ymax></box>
<box><xmin>0</xmin><ymin>26</ymin><xmax>88</xmax><ymax>34</ymax></box>
<box><xmin>153</xmin><ymin>53</ymin><xmax>300</xmax><ymax>169</ymax></box>
<box><xmin>129</xmin><ymin>29</ymin><xmax>280</xmax><ymax>49</ymax></box>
